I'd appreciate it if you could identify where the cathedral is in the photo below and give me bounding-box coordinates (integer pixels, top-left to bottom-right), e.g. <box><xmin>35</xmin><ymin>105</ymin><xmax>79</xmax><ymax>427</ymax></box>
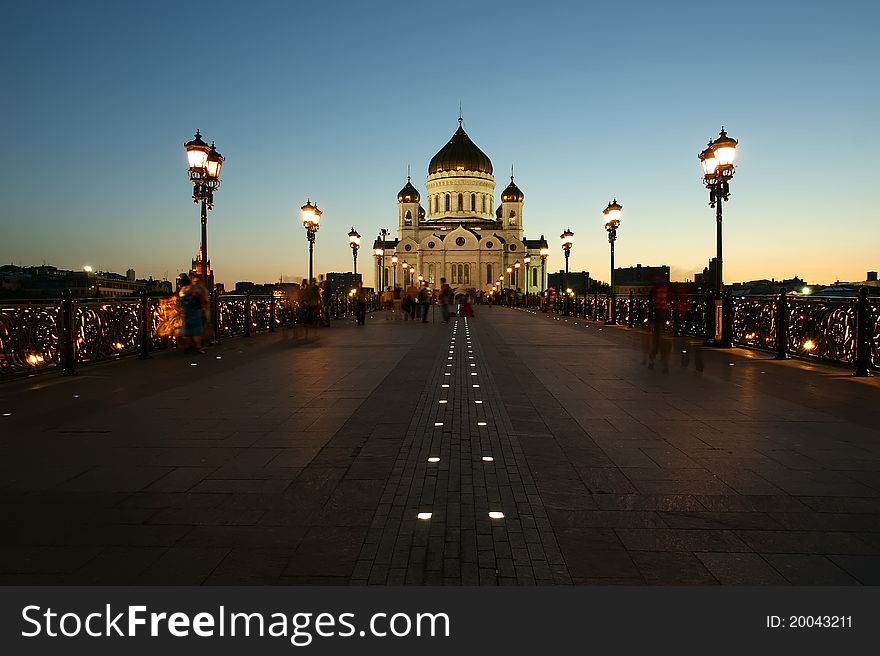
<box><xmin>375</xmin><ymin>118</ymin><xmax>548</xmax><ymax>293</ymax></box>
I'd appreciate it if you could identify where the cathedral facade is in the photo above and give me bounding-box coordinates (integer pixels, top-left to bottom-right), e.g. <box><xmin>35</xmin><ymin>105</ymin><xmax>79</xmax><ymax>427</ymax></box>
<box><xmin>375</xmin><ymin>118</ymin><xmax>548</xmax><ymax>293</ymax></box>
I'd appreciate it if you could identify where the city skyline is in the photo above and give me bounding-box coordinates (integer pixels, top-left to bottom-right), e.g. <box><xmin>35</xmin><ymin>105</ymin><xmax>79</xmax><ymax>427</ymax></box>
<box><xmin>2</xmin><ymin>1</ymin><xmax>878</xmax><ymax>289</ymax></box>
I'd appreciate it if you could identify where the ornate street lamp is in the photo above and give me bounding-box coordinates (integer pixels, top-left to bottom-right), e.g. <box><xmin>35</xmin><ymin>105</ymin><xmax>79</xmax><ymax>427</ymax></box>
<box><xmin>506</xmin><ymin>266</ymin><xmax>513</xmax><ymax>288</ymax></box>
<box><xmin>514</xmin><ymin>260</ymin><xmax>521</xmax><ymax>290</ymax></box>
<box><xmin>699</xmin><ymin>127</ymin><xmax>738</xmax><ymax>346</ymax></box>
<box><xmin>374</xmin><ymin>244</ymin><xmax>385</xmax><ymax>290</ymax></box>
<box><xmin>301</xmin><ymin>199</ymin><xmax>322</xmax><ymax>281</ymax></box>
<box><xmin>375</xmin><ymin>228</ymin><xmax>389</xmax><ymax>290</ymax></box>
<box><xmin>560</xmin><ymin>229</ymin><xmax>574</xmax><ymax>311</ymax></box>
<box><xmin>539</xmin><ymin>245</ymin><xmax>549</xmax><ymax>293</ymax></box>
<box><xmin>560</xmin><ymin>229</ymin><xmax>574</xmax><ymax>273</ymax></box>
<box><xmin>524</xmin><ymin>255</ymin><xmax>532</xmax><ymax>296</ymax></box>
<box><xmin>391</xmin><ymin>254</ymin><xmax>398</xmax><ymax>288</ymax></box>
<box><xmin>401</xmin><ymin>260</ymin><xmax>409</xmax><ymax>287</ymax></box>
<box><xmin>348</xmin><ymin>227</ymin><xmax>361</xmax><ymax>275</ymax></box>
<box><xmin>184</xmin><ymin>130</ymin><xmax>223</xmax><ymax>335</ymax></box>
<box><xmin>602</xmin><ymin>199</ymin><xmax>622</xmax><ymax>324</ymax></box>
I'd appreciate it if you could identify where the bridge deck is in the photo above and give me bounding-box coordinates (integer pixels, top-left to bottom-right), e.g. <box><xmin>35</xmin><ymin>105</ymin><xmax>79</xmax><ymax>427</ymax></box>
<box><xmin>1</xmin><ymin>307</ymin><xmax>878</xmax><ymax>585</ymax></box>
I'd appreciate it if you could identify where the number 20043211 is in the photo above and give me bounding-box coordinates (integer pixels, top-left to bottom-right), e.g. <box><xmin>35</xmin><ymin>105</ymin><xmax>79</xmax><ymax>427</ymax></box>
<box><xmin>766</xmin><ymin>616</ymin><xmax>852</xmax><ymax>628</ymax></box>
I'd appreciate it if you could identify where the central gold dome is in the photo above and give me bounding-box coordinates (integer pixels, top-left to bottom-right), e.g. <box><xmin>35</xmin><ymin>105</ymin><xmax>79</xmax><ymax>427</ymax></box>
<box><xmin>428</xmin><ymin>120</ymin><xmax>493</xmax><ymax>175</ymax></box>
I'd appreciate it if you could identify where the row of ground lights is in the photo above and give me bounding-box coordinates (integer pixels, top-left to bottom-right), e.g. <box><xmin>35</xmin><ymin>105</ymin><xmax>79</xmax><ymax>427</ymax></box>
<box><xmin>423</xmin><ymin>318</ymin><xmax>504</xmax><ymax>521</ymax></box>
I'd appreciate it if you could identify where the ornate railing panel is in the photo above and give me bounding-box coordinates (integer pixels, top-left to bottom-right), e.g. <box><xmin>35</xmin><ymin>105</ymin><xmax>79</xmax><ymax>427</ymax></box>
<box><xmin>731</xmin><ymin>296</ymin><xmax>777</xmax><ymax>350</ymax></box>
<box><xmin>74</xmin><ymin>300</ymin><xmax>141</xmax><ymax>363</ymax></box>
<box><xmin>0</xmin><ymin>301</ymin><xmax>61</xmax><ymax>376</ymax></box>
<box><xmin>786</xmin><ymin>297</ymin><xmax>856</xmax><ymax>366</ymax></box>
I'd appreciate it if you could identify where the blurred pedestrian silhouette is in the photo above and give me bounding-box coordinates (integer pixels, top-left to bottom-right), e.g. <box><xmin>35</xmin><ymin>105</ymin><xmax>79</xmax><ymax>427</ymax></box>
<box><xmin>383</xmin><ymin>286</ymin><xmax>394</xmax><ymax>320</ymax></box>
<box><xmin>647</xmin><ymin>272</ymin><xmax>671</xmax><ymax>372</ymax></box>
<box><xmin>177</xmin><ymin>273</ymin><xmax>207</xmax><ymax>354</ymax></box>
<box><xmin>355</xmin><ymin>281</ymin><xmax>367</xmax><ymax>325</ymax></box>
<box><xmin>439</xmin><ymin>277</ymin><xmax>453</xmax><ymax>322</ymax></box>
<box><xmin>417</xmin><ymin>281</ymin><xmax>430</xmax><ymax>322</ymax></box>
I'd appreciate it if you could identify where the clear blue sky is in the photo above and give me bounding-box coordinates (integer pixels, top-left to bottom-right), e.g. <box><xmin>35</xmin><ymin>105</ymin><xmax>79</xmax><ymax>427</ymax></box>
<box><xmin>2</xmin><ymin>0</ymin><xmax>877</xmax><ymax>288</ymax></box>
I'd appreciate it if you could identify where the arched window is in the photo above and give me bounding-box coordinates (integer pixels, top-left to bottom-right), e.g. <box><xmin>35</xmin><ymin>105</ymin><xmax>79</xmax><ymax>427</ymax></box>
<box><xmin>489</xmin><ymin>197</ymin><xmax>493</xmax><ymax>213</ymax></box>
<box><xmin>486</xmin><ymin>263</ymin><xmax>493</xmax><ymax>284</ymax></box>
<box><xmin>451</xmin><ymin>264</ymin><xmax>457</xmax><ymax>284</ymax></box>
<box><xmin>481</xmin><ymin>195</ymin><xmax>486</xmax><ymax>213</ymax></box>
<box><xmin>457</xmin><ymin>194</ymin><xmax>463</xmax><ymax>211</ymax></box>
<box><xmin>445</xmin><ymin>194</ymin><xmax>450</xmax><ymax>211</ymax></box>
<box><xmin>428</xmin><ymin>263</ymin><xmax>435</xmax><ymax>283</ymax></box>
<box><xmin>532</xmin><ymin>268</ymin><xmax>538</xmax><ymax>287</ymax></box>
<box><xmin>431</xmin><ymin>196</ymin><xmax>435</xmax><ymax>213</ymax></box>
<box><xmin>509</xmin><ymin>210</ymin><xmax>516</xmax><ymax>225</ymax></box>
<box><xmin>458</xmin><ymin>264</ymin><xmax>464</xmax><ymax>283</ymax></box>
<box><xmin>404</xmin><ymin>210</ymin><xmax>412</xmax><ymax>226</ymax></box>
<box><xmin>471</xmin><ymin>193</ymin><xmax>476</xmax><ymax>210</ymax></box>
<box><xmin>464</xmin><ymin>264</ymin><xmax>470</xmax><ymax>284</ymax></box>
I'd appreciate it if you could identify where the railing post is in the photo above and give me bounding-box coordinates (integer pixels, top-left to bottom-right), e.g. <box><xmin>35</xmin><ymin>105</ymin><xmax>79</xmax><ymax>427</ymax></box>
<box><xmin>212</xmin><ymin>293</ymin><xmax>221</xmax><ymax>343</ymax></box>
<box><xmin>269</xmin><ymin>294</ymin><xmax>276</xmax><ymax>333</ymax></box>
<box><xmin>774</xmin><ymin>287</ymin><xmax>788</xmax><ymax>360</ymax></box>
<box><xmin>854</xmin><ymin>286</ymin><xmax>873</xmax><ymax>377</ymax></box>
<box><xmin>244</xmin><ymin>291</ymin><xmax>252</xmax><ymax>338</ymax></box>
<box><xmin>60</xmin><ymin>288</ymin><xmax>76</xmax><ymax>376</ymax></box>
<box><xmin>704</xmin><ymin>290</ymin><xmax>715</xmax><ymax>345</ymax></box>
<box><xmin>721</xmin><ymin>288</ymin><xmax>733</xmax><ymax>347</ymax></box>
<box><xmin>138</xmin><ymin>288</ymin><xmax>151</xmax><ymax>360</ymax></box>
<box><xmin>627</xmin><ymin>290</ymin><xmax>634</xmax><ymax>328</ymax></box>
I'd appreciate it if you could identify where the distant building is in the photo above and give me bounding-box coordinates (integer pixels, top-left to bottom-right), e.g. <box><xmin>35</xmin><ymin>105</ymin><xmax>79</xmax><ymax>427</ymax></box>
<box><xmin>190</xmin><ymin>245</ymin><xmax>214</xmax><ymax>290</ymax></box>
<box><xmin>0</xmin><ymin>264</ymin><xmax>174</xmax><ymax>298</ymax></box>
<box><xmin>694</xmin><ymin>257</ymin><xmax>718</xmax><ymax>292</ymax></box>
<box><xmin>326</xmin><ymin>272</ymin><xmax>361</xmax><ymax>295</ymax></box>
<box><xmin>547</xmin><ymin>270</ymin><xmax>590</xmax><ymax>295</ymax></box>
<box><xmin>613</xmin><ymin>264</ymin><xmax>670</xmax><ymax>296</ymax></box>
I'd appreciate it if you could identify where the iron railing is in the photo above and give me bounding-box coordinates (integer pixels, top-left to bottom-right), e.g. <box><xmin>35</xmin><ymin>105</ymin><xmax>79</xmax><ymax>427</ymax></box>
<box><xmin>521</xmin><ymin>289</ymin><xmax>877</xmax><ymax>373</ymax></box>
<box><xmin>0</xmin><ymin>290</ymin><xmax>378</xmax><ymax>379</ymax></box>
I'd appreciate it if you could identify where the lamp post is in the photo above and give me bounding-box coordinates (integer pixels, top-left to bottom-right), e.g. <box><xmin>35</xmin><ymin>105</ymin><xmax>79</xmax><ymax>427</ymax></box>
<box><xmin>301</xmin><ymin>199</ymin><xmax>322</xmax><ymax>281</ymax></box>
<box><xmin>391</xmin><ymin>255</ymin><xmax>398</xmax><ymax>288</ymax></box>
<box><xmin>514</xmin><ymin>260</ymin><xmax>521</xmax><ymax>290</ymax></box>
<box><xmin>699</xmin><ymin>127</ymin><xmax>738</xmax><ymax>347</ymax></box>
<box><xmin>602</xmin><ymin>199</ymin><xmax>622</xmax><ymax>324</ymax></box>
<box><xmin>375</xmin><ymin>228</ymin><xmax>389</xmax><ymax>291</ymax></box>
<box><xmin>539</xmin><ymin>246</ymin><xmax>549</xmax><ymax>293</ymax></box>
<box><xmin>524</xmin><ymin>255</ymin><xmax>531</xmax><ymax>298</ymax></box>
<box><xmin>348</xmin><ymin>227</ymin><xmax>361</xmax><ymax>275</ymax></box>
<box><xmin>506</xmin><ymin>266</ymin><xmax>513</xmax><ymax>288</ymax></box>
<box><xmin>560</xmin><ymin>228</ymin><xmax>574</xmax><ymax>313</ymax></box>
<box><xmin>184</xmin><ymin>131</ymin><xmax>223</xmax><ymax>342</ymax></box>
<box><xmin>374</xmin><ymin>245</ymin><xmax>385</xmax><ymax>290</ymax></box>
<box><xmin>184</xmin><ymin>130</ymin><xmax>224</xmax><ymax>300</ymax></box>
<box><xmin>401</xmin><ymin>261</ymin><xmax>409</xmax><ymax>288</ymax></box>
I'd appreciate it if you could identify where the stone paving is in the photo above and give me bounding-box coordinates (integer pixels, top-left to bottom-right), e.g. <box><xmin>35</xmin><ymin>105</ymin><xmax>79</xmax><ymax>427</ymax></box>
<box><xmin>0</xmin><ymin>306</ymin><xmax>878</xmax><ymax>585</ymax></box>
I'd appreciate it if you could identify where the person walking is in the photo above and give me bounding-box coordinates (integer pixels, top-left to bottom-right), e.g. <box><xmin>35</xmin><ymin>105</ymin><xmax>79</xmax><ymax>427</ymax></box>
<box><xmin>439</xmin><ymin>277</ymin><xmax>453</xmax><ymax>322</ymax></box>
<box><xmin>177</xmin><ymin>273</ymin><xmax>206</xmax><ymax>353</ymax></box>
<box><xmin>319</xmin><ymin>275</ymin><xmax>332</xmax><ymax>326</ymax></box>
<box><xmin>355</xmin><ymin>281</ymin><xmax>367</xmax><ymax>325</ymax></box>
<box><xmin>393</xmin><ymin>285</ymin><xmax>403</xmax><ymax>320</ymax></box>
<box><xmin>382</xmin><ymin>286</ymin><xmax>394</xmax><ymax>320</ymax></box>
<box><xmin>418</xmin><ymin>281</ymin><xmax>430</xmax><ymax>323</ymax></box>
<box><xmin>406</xmin><ymin>281</ymin><xmax>419</xmax><ymax>321</ymax></box>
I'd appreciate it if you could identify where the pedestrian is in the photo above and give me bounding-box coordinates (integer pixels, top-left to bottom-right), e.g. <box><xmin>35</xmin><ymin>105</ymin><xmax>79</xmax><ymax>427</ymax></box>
<box><xmin>308</xmin><ymin>278</ymin><xmax>322</xmax><ymax>328</ymax></box>
<box><xmin>319</xmin><ymin>275</ymin><xmax>332</xmax><ymax>326</ymax></box>
<box><xmin>406</xmin><ymin>281</ymin><xmax>419</xmax><ymax>321</ymax></box>
<box><xmin>177</xmin><ymin>273</ymin><xmax>206</xmax><ymax>353</ymax></box>
<box><xmin>383</xmin><ymin>286</ymin><xmax>394</xmax><ymax>320</ymax></box>
<box><xmin>355</xmin><ymin>281</ymin><xmax>367</xmax><ymax>325</ymax></box>
<box><xmin>418</xmin><ymin>281</ymin><xmax>430</xmax><ymax>323</ymax></box>
<box><xmin>439</xmin><ymin>277</ymin><xmax>453</xmax><ymax>322</ymax></box>
<box><xmin>393</xmin><ymin>285</ymin><xmax>403</xmax><ymax>320</ymax></box>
